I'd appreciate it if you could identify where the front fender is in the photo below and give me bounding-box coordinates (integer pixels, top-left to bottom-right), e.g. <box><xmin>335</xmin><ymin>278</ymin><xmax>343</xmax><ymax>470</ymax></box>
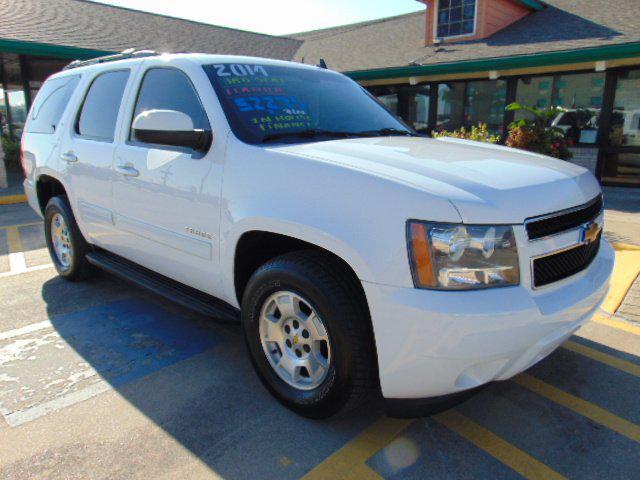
<box><xmin>218</xmin><ymin>139</ymin><xmax>463</xmax><ymax>307</ymax></box>
<box><xmin>220</xmin><ymin>217</ymin><xmax>374</xmax><ymax>308</ymax></box>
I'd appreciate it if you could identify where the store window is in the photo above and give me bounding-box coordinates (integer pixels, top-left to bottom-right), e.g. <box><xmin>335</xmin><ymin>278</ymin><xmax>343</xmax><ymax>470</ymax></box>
<box><xmin>437</xmin><ymin>0</ymin><xmax>476</xmax><ymax>38</ymax></box>
<box><xmin>1</xmin><ymin>54</ymin><xmax>27</xmax><ymax>138</ymax></box>
<box><xmin>0</xmin><ymin>88</ymin><xmax>8</xmax><ymax>137</ymax></box>
<box><xmin>609</xmin><ymin>70</ymin><xmax>640</xmax><ymax>148</ymax></box>
<box><xmin>436</xmin><ymin>82</ymin><xmax>465</xmax><ymax>131</ymax></box>
<box><xmin>377</xmin><ymin>93</ymin><xmax>399</xmax><ymax>116</ymax></box>
<box><xmin>601</xmin><ymin>69</ymin><xmax>640</xmax><ymax>186</ymax></box>
<box><xmin>25</xmin><ymin>56</ymin><xmax>71</xmax><ymax>104</ymax></box>
<box><xmin>369</xmin><ymin>86</ymin><xmax>401</xmax><ymax>117</ymax></box>
<box><xmin>466</xmin><ymin>80</ymin><xmax>507</xmax><ymax>134</ymax></box>
<box><xmin>369</xmin><ymin>85</ymin><xmax>430</xmax><ymax>132</ymax></box>
<box><xmin>436</xmin><ymin>80</ymin><xmax>506</xmax><ymax>134</ymax></box>
<box><xmin>516</xmin><ymin>72</ymin><xmax>605</xmax><ymax>146</ymax></box>
<box><xmin>516</xmin><ymin>75</ymin><xmax>553</xmax><ymax>112</ymax></box>
<box><xmin>407</xmin><ymin>85</ymin><xmax>430</xmax><ymax>133</ymax></box>
<box><xmin>553</xmin><ymin>73</ymin><xmax>604</xmax><ymax>146</ymax></box>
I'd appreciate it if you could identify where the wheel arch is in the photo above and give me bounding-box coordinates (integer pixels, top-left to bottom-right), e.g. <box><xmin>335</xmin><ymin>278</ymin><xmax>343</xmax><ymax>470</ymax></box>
<box><xmin>232</xmin><ymin>229</ymin><xmax>370</xmax><ymax>310</ymax></box>
<box><xmin>35</xmin><ymin>173</ymin><xmax>68</xmax><ymax>214</ymax></box>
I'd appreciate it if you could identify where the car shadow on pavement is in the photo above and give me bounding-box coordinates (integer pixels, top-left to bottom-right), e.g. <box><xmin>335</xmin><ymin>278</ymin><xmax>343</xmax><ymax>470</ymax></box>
<box><xmin>37</xmin><ymin>274</ymin><xmax>640</xmax><ymax>479</ymax></box>
<box><xmin>41</xmin><ymin>274</ymin><xmax>386</xmax><ymax>479</ymax></box>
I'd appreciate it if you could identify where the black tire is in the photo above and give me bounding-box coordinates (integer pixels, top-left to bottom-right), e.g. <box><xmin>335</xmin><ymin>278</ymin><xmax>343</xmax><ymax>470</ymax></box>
<box><xmin>241</xmin><ymin>250</ymin><xmax>377</xmax><ymax>418</ymax></box>
<box><xmin>44</xmin><ymin>195</ymin><xmax>94</xmax><ymax>281</ymax></box>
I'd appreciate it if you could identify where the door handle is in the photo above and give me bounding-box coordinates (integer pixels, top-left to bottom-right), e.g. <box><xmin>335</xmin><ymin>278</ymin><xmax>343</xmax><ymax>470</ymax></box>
<box><xmin>115</xmin><ymin>165</ymin><xmax>140</xmax><ymax>177</ymax></box>
<box><xmin>60</xmin><ymin>151</ymin><xmax>78</xmax><ymax>163</ymax></box>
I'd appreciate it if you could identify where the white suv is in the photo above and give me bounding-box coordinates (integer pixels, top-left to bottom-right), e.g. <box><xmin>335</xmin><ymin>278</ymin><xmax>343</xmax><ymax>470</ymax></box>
<box><xmin>21</xmin><ymin>52</ymin><xmax>614</xmax><ymax>418</ymax></box>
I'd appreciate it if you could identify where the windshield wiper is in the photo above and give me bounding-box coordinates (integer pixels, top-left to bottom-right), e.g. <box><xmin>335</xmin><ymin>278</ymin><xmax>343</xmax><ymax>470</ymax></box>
<box><xmin>261</xmin><ymin>129</ymin><xmax>368</xmax><ymax>143</ymax></box>
<box><xmin>355</xmin><ymin>128</ymin><xmax>418</xmax><ymax>137</ymax></box>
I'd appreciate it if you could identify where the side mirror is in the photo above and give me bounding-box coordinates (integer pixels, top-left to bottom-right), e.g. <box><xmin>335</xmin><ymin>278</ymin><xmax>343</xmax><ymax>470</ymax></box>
<box><xmin>132</xmin><ymin>109</ymin><xmax>212</xmax><ymax>151</ymax></box>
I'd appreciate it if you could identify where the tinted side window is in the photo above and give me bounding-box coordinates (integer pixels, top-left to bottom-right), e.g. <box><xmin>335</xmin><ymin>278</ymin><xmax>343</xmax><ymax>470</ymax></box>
<box><xmin>77</xmin><ymin>70</ymin><xmax>130</xmax><ymax>141</ymax></box>
<box><xmin>131</xmin><ymin>68</ymin><xmax>209</xmax><ymax>142</ymax></box>
<box><xmin>27</xmin><ymin>75</ymin><xmax>80</xmax><ymax>134</ymax></box>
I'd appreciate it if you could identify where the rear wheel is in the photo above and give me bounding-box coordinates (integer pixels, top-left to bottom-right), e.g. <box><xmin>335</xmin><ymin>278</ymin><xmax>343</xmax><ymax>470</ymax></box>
<box><xmin>242</xmin><ymin>250</ymin><xmax>376</xmax><ymax>418</ymax></box>
<box><xmin>44</xmin><ymin>195</ymin><xmax>93</xmax><ymax>281</ymax></box>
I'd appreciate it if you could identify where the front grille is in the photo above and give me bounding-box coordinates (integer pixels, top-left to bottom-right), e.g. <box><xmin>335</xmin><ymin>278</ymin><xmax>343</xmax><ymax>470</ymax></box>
<box><xmin>532</xmin><ymin>233</ymin><xmax>601</xmax><ymax>287</ymax></box>
<box><xmin>525</xmin><ymin>195</ymin><xmax>603</xmax><ymax>240</ymax></box>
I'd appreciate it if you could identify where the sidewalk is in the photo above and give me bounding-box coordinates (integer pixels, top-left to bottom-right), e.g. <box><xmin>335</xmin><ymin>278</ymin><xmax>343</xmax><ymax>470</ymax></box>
<box><xmin>0</xmin><ymin>150</ymin><xmax>26</xmax><ymax>205</ymax></box>
<box><xmin>603</xmin><ymin>186</ymin><xmax>640</xmax><ymax>246</ymax></box>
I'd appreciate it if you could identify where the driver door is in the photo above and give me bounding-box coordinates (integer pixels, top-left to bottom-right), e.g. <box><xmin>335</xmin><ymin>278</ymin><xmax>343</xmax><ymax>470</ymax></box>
<box><xmin>111</xmin><ymin>64</ymin><xmax>223</xmax><ymax>295</ymax></box>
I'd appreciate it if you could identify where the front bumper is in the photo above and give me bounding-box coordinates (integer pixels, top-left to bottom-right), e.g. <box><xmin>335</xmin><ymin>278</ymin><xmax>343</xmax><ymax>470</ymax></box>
<box><xmin>363</xmin><ymin>239</ymin><xmax>614</xmax><ymax>401</ymax></box>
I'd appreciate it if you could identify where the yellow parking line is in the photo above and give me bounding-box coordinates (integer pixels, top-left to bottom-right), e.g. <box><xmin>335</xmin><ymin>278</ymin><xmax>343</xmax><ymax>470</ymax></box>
<box><xmin>563</xmin><ymin>340</ymin><xmax>640</xmax><ymax>377</ymax></box>
<box><xmin>601</xmin><ymin>248</ymin><xmax>640</xmax><ymax>315</ymax></box>
<box><xmin>6</xmin><ymin>226</ymin><xmax>22</xmax><ymax>254</ymax></box>
<box><xmin>514</xmin><ymin>374</ymin><xmax>640</xmax><ymax>443</ymax></box>
<box><xmin>0</xmin><ymin>221</ymin><xmax>40</xmax><ymax>231</ymax></box>
<box><xmin>434</xmin><ymin>410</ymin><xmax>566</xmax><ymax>480</ymax></box>
<box><xmin>593</xmin><ymin>314</ymin><xmax>640</xmax><ymax>336</ymax></box>
<box><xmin>611</xmin><ymin>243</ymin><xmax>640</xmax><ymax>252</ymax></box>
<box><xmin>0</xmin><ymin>194</ymin><xmax>27</xmax><ymax>205</ymax></box>
<box><xmin>6</xmin><ymin>225</ymin><xmax>27</xmax><ymax>273</ymax></box>
<box><xmin>300</xmin><ymin>417</ymin><xmax>413</xmax><ymax>480</ymax></box>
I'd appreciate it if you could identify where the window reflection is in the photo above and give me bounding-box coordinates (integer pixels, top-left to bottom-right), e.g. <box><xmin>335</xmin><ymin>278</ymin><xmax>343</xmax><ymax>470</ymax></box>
<box><xmin>377</xmin><ymin>94</ymin><xmax>399</xmax><ymax>115</ymax></box>
<box><xmin>516</xmin><ymin>72</ymin><xmax>604</xmax><ymax>146</ymax></box>
<box><xmin>407</xmin><ymin>85</ymin><xmax>430</xmax><ymax>133</ymax></box>
<box><xmin>1</xmin><ymin>53</ymin><xmax>27</xmax><ymax>138</ymax></box>
<box><xmin>466</xmin><ymin>80</ymin><xmax>506</xmax><ymax>134</ymax></box>
<box><xmin>610</xmin><ymin>70</ymin><xmax>640</xmax><ymax>147</ymax></box>
<box><xmin>437</xmin><ymin>82</ymin><xmax>465</xmax><ymax>131</ymax></box>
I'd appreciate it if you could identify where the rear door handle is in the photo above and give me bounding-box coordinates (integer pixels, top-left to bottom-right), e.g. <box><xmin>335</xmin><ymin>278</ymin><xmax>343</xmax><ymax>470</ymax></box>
<box><xmin>60</xmin><ymin>151</ymin><xmax>78</xmax><ymax>163</ymax></box>
<box><xmin>115</xmin><ymin>165</ymin><xmax>140</xmax><ymax>177</ymax></box>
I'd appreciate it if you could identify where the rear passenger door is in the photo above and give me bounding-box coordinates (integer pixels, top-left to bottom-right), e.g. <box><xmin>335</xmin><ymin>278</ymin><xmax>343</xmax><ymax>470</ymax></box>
<box><xmin>111</xmin><ymin>65</ymin><xmax>224</xmax><ymax>296</ymax></box>
<box><xmin>59</xmin><ymin>69</ymin><xmax>132</xmax><ymax>246</ymax></box>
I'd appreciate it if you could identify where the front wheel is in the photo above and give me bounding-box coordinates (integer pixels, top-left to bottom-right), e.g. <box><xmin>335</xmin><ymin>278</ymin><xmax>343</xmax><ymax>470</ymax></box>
<box><xmin>241</xmin><ymin>250</ymin><xmax>376</xmax><ymax>418</ymax></box>
<box><xmin>44</xmin><ymin>195</ymin><xmax>94</xmax><ymax>281</ymax></box>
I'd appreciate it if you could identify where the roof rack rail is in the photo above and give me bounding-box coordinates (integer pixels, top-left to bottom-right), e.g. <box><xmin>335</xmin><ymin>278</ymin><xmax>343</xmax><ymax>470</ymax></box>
<box><xmin>63</xmin><ymin>49</ymin><xmax>160</xmax><ymax>70</ymax></box>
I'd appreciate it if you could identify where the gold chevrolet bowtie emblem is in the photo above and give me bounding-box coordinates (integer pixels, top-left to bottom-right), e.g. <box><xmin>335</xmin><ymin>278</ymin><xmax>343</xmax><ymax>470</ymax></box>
<box><xmin>293</xmin><ymin>335</ymin><xmax>299</xmax><ymax>345</ymax></box>
<box><xmin>582</xmin><ymin>221</ymin><xmax>601</xmax><ymax>244</ymax></box>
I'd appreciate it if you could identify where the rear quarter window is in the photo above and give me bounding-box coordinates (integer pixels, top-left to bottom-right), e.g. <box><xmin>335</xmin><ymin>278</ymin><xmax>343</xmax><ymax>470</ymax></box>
<box><xmin>25</xmin><ymin>75</ymin><xmax>80</xmax><ymax>134</ymax></box>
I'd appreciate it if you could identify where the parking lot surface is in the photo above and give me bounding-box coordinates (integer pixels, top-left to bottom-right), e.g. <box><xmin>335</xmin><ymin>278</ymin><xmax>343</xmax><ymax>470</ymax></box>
<box><xmin>1</xmin><ymin>199</ymin><xmax>639</xmax><ymax>480</ymax></box>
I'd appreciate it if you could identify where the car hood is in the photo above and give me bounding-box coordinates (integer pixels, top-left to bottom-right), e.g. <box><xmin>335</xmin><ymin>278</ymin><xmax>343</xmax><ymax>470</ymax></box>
<box><xmin>273</xmin><ymin>136</ymin><xmax>601</xmax><ymax>224</ymax></box>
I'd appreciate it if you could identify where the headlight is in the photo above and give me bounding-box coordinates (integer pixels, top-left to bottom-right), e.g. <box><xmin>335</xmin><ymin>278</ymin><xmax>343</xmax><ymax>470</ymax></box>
<box><xmin>407</xmin><ymin>221</ymin><xmax>520</xmax><ymax>290</ymax></box>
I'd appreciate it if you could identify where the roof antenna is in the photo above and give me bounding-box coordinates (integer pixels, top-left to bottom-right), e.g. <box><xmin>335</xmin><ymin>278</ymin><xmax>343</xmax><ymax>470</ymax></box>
<box><xmin>318</xmin><ymin>58</ymin><xmax>328</xmax><ymax>69</ymax></box>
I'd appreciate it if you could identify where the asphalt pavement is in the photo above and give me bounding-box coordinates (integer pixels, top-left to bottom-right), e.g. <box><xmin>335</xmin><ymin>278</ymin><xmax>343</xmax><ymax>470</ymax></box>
<box><xmin>0</xmin><ymin>195</ymin><xmax>639</xmax><ymax>480</ymax></box>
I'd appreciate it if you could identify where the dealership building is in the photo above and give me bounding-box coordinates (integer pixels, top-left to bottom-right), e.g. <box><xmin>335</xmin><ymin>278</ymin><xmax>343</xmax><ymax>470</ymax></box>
<box><xmin>1</xmin><ymin>0</ymin><xmax>640</xmax><ymax>186</ymax></box>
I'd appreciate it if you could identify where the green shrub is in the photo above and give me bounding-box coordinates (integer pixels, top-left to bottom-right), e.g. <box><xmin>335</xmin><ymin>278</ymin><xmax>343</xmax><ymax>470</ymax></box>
<box><xmin>505</xmin><ymin>103</ymin><xmax>572</xmax><ymax>160</ymax></box>
<box><xmin>1</xmin><ymin>135</ymin><xmax>21</xmax><ymax>172</ymax></box>
<box><xmin>432</xmin><ymin>123</ymin><xmax>501</xmax><ymax>144</ymax></box>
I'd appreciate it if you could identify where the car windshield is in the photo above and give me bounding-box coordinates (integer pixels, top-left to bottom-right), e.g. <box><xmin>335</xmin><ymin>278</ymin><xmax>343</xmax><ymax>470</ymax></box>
<box><xmin>203</xmin><ymin>62</ymin><xmax>414</xmax><ymax>144</ymax></box>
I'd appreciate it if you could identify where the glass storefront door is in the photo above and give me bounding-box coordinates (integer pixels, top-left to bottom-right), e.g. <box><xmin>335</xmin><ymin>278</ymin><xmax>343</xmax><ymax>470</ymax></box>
<box><xmin>601</xmin><ymin>69</ymin><xmax>640</xmax><ymax>186</ymax></box>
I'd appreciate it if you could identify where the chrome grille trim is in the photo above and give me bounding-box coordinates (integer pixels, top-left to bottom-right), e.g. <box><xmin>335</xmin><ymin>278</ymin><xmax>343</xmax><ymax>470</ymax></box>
<box><xmin>524</xmin><ymin>194</ymin><xmax>603</xmax><ymax>241</ymax></box>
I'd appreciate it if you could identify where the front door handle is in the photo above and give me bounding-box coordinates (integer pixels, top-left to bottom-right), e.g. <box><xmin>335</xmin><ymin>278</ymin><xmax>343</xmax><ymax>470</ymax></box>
<box><xmin>115</xmin><ymin>165</ymin><xmax>140</xmax><ymax>177</ymax></box>
<box><xmin>60</xmin><ymin>151</ymin><xmax>78</xmax><ymax>163</ymax></box>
